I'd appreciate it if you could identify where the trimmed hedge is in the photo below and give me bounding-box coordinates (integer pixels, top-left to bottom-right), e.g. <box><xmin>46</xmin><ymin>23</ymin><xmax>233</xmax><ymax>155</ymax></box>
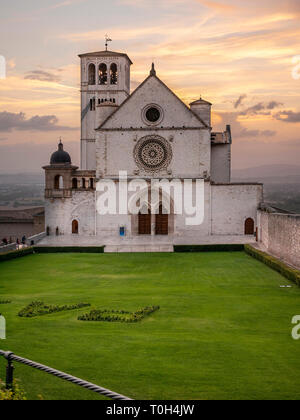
<box><xmin>244</xmin><ymin>244</ymin><xmax>300</xmax><ymax>286</ymax></box>
<box><xmin>0</xmin><ymin>247</ymin><xmax>35</xmax><ymax>263</ymax></box>
<box><xmin>78</xmin><ymin>306</ymin><xmax>160</xmax><ymax>323</ymax></box>
<box><xmin>34</xmin><ymin>246</ymin><xmax>105</xmax><ymax>254</ymax></box>
<box><xmin>18</xmin><ymin>301</ymin><xmax>91</xmax><ymax>318</ymax></box>
<box><xmin>174</xmin><ymin>244</ymin><xmax>244</xmax><ymax>253</ymax></box>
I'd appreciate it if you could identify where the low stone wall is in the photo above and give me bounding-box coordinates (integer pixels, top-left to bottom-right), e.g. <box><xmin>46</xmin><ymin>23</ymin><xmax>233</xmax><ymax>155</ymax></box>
<box><xmin>0</xmin><ymin>243</ymin><xmax>16</xmax><ymax>254</ymax></box>
<box><xmin>28</xmin><ymin>232</ymin><xmax>46</xmax><ymax>244</ymax></box>
<box><xmin>258</xmin><ymin>211</ymin><xmax>300</xmax><ymax>268</ymax></box>
<box><xmin>0</xmin><ymin>232</ymin><xmax>46</xmax><ymax>254</ymax></box>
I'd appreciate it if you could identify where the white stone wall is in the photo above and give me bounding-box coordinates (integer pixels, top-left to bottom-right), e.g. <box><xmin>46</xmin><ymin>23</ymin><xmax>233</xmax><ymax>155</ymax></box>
<box><xmin>211</xmin><ymin>144</ymin><xmax>231</xmax><ymax>183</ymax></box>
<box><xmin>96</xmin><ymin>129</ymin><xmax>211</xmax><ymax>179</ymax></box>
<box><xmin>211</xmin><ymin>184</ymin><xmax>263</xmax><ymax>235</ymax></box>
<box><xmin>45</xmin><ymin>191</ymin><xmax>96</xmax><ymax>236</ymax></box>
<box><xmin>258</xmin><ymin>211</ymin><xmax>300</xmax><ymax>267</ymax></box>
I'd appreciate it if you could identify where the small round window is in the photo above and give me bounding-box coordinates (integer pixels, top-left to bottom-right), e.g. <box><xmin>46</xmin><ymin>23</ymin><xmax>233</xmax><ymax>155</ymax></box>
<box><xmin>146</xmin><ymin>107</ymin><xmax>160</xmax><ymax>123</ymax></box>
<box><xmin>142</xmin><ymin>104</ymin><xmax>164</xmax><ymax>126</ymax></box>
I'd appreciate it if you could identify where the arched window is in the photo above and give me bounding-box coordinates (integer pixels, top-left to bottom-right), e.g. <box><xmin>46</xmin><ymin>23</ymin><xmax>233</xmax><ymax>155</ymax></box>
<box><xmin>245</xmin><ymin>218</ymin><xmax>255</xmax><ymax>235</ymax></box>
<box><xmin>54</xmin><ymin>175</ymin><xmax>63</xmax><ymax>189</ymax></box>
<box><xmin>46</xmin><ymin>226</ymin><xmax>50</xmax><ymax>236</ymax></box>
<box><xmin>99</xmin><ymin>63</ymin><xmax>107</xmax><ymax>85</ymax></box>
<box><xmin>110</xmin><ymin>63</ymin><xmax>118</xmax><ymax>85</ymax></box>
<box><xmin>90</xmin><ymin>98</ymin><xmax>95</xmax><ymax>111</ymax></box>
<box><xmin>72</xmin><ymin>178</ymin><xmax>78</xmax><ymax>189</ymax></box>
<box><xmin>89</xmin><ymin>178</ymin><xmax>94</xmax><ymax>189</ymax></box>
<box><xmin>72</xmin><ymin>220</ymin><xmax>79</xmax><ymax>235</ymax></box>
<box><xmin>88</xmin><ymin>63</ymin><xmax>96</xmax><ymax>85</ymax></box>
<box><xmin>56</xmin><ymin>227</ymin><xmax>59</xmax><ymax>236</ymax></box>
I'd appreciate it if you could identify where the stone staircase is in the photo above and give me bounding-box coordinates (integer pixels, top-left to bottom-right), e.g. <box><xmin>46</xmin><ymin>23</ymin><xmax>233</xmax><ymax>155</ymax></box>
<box><xmin>104</xmin><ymin>244</ymin><xmax>174</xmax><ymax>253</ymax></box>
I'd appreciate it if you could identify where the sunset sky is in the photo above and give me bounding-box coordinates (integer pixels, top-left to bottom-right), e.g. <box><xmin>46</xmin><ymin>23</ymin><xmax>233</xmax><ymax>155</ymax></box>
<box><xmin>0</xmin><ymin>0</ymin><xmax>299</xmax><ymax>172</ymax></box>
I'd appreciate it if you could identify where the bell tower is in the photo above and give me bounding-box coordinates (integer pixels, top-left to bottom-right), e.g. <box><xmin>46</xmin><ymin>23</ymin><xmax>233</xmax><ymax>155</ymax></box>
<box><xmin>79</xmin><ymin>47</ymin><xmax>133</xmax><ymax>170</ymax></box>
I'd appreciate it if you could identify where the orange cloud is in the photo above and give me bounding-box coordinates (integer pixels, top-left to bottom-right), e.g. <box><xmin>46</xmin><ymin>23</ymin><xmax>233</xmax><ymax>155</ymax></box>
<box><xmin>196</xmin><ymin>0</ymin><xmax>238</xmax><ymax>12</ymax></box>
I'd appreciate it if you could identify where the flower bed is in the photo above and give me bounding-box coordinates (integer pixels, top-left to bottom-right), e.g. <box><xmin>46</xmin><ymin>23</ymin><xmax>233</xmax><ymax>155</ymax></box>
<box><xmin>78</xmin><ymin>306</ymin><xmax>160</xmax><ymax>323</ymax></box>
<box><xmin>18</xmin><ymin>301</ymin><xmax>91</xmax><ymax>318</ymax></box>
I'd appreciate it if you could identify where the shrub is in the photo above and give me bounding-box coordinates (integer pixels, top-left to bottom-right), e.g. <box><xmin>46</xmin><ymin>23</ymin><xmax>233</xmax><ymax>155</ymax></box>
<box><xmin>18</xmin><ymin>301</ymin><xmax>91</xmax><ymax>318</ymax></box>
<box><xmin>174</xmin><ymin>244</ymin><xmax>244</xmax><ymax>253</ymax></box>
<box><xmin>0</xmin><ymin>247</ymin><xmax>34</xmax><ymax>263</ymax></box>
<box><xmin>78</xmin><ymin>306</ymin><xmax>160</xmax><ymax>323</ymax></box>
<box><xmin>0</xmin><ymin>300</ymin><xmax>11</xmax><ymax>304</ymax></box>
<box><xmin>0</xmin><ymin>379</ymin><xmax>26</xmax><ymax>400</ymax></box>
<box><xmin>34</xmin><ymin>246</ymin><xmax>105</xmax><ymax>254</ymax></box>
<box><xmin>244</xmin><ymin>245</ymin><xmax>300</xmax><ymax>286</ymax></box>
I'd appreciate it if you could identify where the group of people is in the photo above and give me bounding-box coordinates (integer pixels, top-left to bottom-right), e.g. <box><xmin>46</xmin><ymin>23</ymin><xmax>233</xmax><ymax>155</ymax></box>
<box><xmin>1</xmin><ymin>235</ymin><xmax>27</xmax><ymax>249</ymax></box>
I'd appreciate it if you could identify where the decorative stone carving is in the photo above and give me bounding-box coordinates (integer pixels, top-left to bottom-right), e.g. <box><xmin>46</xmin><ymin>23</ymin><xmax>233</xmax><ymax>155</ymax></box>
<box><xmin>134</xmin><ymin>135</ymin><xmax>172</xmax><ymax>173</ymax></box>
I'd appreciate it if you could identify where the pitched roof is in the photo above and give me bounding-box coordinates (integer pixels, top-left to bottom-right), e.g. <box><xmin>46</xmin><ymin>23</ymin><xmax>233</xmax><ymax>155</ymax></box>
<box><xmin>190</xmin><ymin>98</ymin><xmax>212</xmax><ymax>106</ymax></box>
<box><xmin>96</xmin><ymin>71</ymin><xmax>209</xmax><ymax>130</ymax></box>
<box><xmin>78</xmin><ymin>50</ymin><xmax>133</xmax><ymax>64</ymax></box>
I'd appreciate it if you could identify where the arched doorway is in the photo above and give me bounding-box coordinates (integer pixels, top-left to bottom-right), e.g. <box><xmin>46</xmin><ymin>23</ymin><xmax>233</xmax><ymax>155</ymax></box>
<box><xmin>72</xmin><ymin>178</ymin><xmax>78</xmax><ymax>189</ymax></box>
<box><xmin>72</xmin><ymin>220</ymin><xmax>79</xmax><ymax>235</ymax></box>
<box><xmin>138</xmin><ymin>211</ymin><xmax>151</xmax><ymax>235</ymax></box>
<box><xmin>155</xmin><ymin>205</ymin><xmax>169</xmax><ymax>235</ymax></box>
<box><xmin>245</xmin><ymin>218</ymin><xmax>255</xmax><ymax>235</ymax></box>
<box><xmin>54</xmin><ymin>175</ymin><xmax>63</xmax><ymax>189</ymax></box>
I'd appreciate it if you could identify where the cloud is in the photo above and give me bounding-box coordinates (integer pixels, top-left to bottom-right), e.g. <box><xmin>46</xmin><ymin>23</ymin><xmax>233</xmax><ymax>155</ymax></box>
<box><xmin>239</xmin><ymin>128</ymin><xmax>276</xmax><ymax>138</ymax></box>
<box><xmin>239</xmin><ymin>101</ymin><xmax>283</xmax><ymax>116</ymax></box>
<box><xmin>274</xmin><ymin>110</ymin><xmax>300</xmax><ymax>123</ymax></box>
<box><xmin>196</xmin><ymin>0</ymin><xmax>238</xmax><ymax>13</ymax></box>
<box><xmin>0</xmin><ymin>111</ymin><xmax>78</xmax><ymax>132</ymax></box>
<box><xmin>267</xmin><ymin>101</ymin><xmax>283</xmax><ymax>110</ymax></box>
<box><xmin>234</xmin><ymin>94</ymin><xmax>247</xmax><ymax>109</ymax></box>
<box><xmin>24</xmin><ymin>70</ymin><xmax>62</xmax><ymax>83</ymax></box>
<box><xmin>213</xmin><ymin>111</ymin><xmax>277</xmax><ymax>139</ymax></box>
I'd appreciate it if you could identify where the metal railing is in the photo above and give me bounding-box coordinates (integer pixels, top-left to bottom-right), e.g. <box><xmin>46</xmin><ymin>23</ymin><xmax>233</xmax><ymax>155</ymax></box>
<box><xmin>0</xmin><ymin>350</ymin><xmax>132</xmax><ymax>400</ymax></box>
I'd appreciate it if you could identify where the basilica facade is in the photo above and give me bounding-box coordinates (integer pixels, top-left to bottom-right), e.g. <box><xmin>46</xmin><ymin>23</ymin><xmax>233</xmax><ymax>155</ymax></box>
<box><xmin>43</xmin><ymin>49</ymin><xmax>263</xmax><ymax>248</ymax></box>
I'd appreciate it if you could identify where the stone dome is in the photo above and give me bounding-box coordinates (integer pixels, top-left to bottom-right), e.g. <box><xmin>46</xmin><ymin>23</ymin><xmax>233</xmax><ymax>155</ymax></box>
<box><xmin>50</xmin><ymin>140</ymin><xmax>71</xmax><ymax>165</ymax></box>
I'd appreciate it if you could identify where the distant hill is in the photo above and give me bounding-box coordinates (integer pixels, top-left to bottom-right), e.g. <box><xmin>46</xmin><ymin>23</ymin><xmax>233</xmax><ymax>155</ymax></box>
<box><xmin>232</xmin><ymin>165</ymin><xmax>300</xmax><ymax>184</ymax></box>
<box><xmin>0</xmin><ymin>172</ymin><xmax>44</xmax><ymax>185</ymax></box>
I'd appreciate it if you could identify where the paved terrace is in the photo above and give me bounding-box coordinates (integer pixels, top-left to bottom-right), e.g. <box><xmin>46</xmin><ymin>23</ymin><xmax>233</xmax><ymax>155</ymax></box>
<box><xmin>38</xmin><ymin>234</ymin><xmax>256</xmax><ymax>253</ymax></box>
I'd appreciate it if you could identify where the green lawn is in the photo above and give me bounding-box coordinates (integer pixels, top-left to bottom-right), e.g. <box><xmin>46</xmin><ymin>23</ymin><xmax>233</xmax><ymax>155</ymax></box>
<box><xmin>0</xmin><ymin>252</ymin><xmax>300</xmax><ymax>400</ymax></box>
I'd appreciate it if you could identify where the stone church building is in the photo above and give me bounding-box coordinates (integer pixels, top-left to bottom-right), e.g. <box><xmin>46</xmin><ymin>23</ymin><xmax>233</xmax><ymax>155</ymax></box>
<box><xmin>43</xmin><ymin>48</ymin><xmax>263</xmax><ymax>251</ymax></box>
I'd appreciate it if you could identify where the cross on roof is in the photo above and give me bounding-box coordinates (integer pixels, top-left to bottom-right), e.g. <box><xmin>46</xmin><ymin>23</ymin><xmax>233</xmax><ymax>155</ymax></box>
<box><xmin>105</xmin><ymin>35</ymin><xmax>112</xmax><ymax>51</ymax></box>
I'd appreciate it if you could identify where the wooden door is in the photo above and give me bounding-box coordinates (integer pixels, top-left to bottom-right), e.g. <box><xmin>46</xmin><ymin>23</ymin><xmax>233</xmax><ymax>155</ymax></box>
<box><xmin>245</xmin><ymin>218</ymin><xmax>254</xmax><ymax>235</ymax></box>
<box><xmin>155</xmin><ymin>206</ymin><xmax>168</xmax><ymax>235</ymax></box>
<box><xmin>138</xmin><ymin>212</ymin><xmax>151</xmax><ymax>235</ymax></box>
<box><xmin>72</xmin><ymin>220</ymin><xmax>79</xmax><ymax>234</ymax></box>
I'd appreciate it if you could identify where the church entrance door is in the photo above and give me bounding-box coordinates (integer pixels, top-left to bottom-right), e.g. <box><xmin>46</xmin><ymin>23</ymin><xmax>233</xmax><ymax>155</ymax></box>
<box><xmin>155</xmin><ymin>206</ymin><xmax>168</xmax><ymax>235</ymax></box>
<box><xmin>138</xmin><ymin>212</ymin><xmax>151</xmax><ymax>235</ymax></box>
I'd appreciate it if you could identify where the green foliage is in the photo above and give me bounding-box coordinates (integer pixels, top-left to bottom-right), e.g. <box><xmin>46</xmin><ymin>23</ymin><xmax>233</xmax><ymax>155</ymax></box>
<box><xmin>0</xmin><ymin>379</ymin><xmax>26</xmax><ymax>400</ymax></box>
<box><xmin>78</xmin><ymin>306</ymin><xmax>160</xmax><ymax>323</ymax></box>
<box><xmin>34</xmin><ymin>246</ymin><xmax>105</xmax><ymax>254</ymax></box>
<box><xmin>0</xmin><ymin>247</ymin><xmax>34</xmax><ymax>263</ymax></box>
<box><xmin>18</xmin><ymin>301</ymin><xmax>91</xmax><ymax>318</ymax></box>
<box><xmin>244</xmin><ymin>245</ymin><xmax>300</xmax><ymax>286</ymax></box>
<box><xmin>0</xmin><ymin>300</ymin><xmax>11</xmax><ymax>304</ymax></box>
<box><xmin>174</xmin><ymin>244</ymin><xmax>244</xmax><ymax>253</ymax></box>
